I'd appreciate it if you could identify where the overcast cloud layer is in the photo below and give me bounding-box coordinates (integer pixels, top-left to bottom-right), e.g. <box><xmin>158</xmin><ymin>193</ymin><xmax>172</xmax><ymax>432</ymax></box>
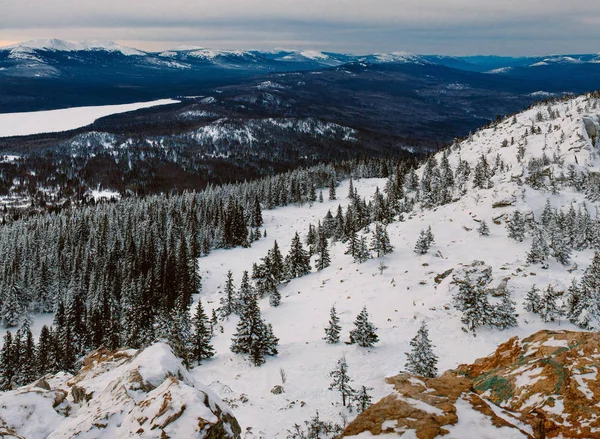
<box><xmin>1</xmin><ymin>0</ymin><xmax>599</xmax><ymax>55</ymax></box>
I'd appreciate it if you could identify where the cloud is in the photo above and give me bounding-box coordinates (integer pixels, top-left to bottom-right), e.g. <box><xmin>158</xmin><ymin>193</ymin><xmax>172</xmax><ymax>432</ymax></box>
<box><xmin>1</xmin><ymin>0</ymin><xmax>599</xmax><ymax>55</ymax></box>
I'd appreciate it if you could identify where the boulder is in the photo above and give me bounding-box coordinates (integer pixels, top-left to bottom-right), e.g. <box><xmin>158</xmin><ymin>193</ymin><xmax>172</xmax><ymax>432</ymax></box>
<box><xmin>341</xmin><ymin>330</ymin><xmax>600</xmax><ymax>438</ymax></box>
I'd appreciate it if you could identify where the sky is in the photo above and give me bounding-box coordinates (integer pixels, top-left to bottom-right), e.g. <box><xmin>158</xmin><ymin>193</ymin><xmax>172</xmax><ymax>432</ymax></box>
<box><xmin>1</xmin><ymin>0</ymin><xmax>599</xmax><ymax>56</ymax></box>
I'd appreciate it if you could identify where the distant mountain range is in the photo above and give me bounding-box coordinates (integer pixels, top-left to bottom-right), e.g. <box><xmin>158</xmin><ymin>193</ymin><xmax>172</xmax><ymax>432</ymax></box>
<box><xmin>1</xmin><ymin>39</ymin><xmax>599</xmax><ymax>113</ymax></box>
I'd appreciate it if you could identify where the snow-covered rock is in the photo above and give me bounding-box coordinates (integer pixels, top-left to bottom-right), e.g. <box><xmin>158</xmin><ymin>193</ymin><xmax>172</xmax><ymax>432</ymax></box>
<box><xmin>341</xmin><ymin>330</ymin><xmax>600</xmax><ymax>438</ymax></box>
<box><xmin>0</xmin><ymin>343</ymin><xmax>241</xmax><ymax>439</ymax></box>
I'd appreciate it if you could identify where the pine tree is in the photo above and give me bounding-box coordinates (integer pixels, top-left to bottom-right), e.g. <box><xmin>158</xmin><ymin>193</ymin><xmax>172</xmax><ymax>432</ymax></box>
<box><xmin>323</xmin><ymin>305</ymin><xmax>341</xmax><ymax>344</ymax></box>
<box><xmin>506</xmin><ymin>211</ymin><xmax>526</xmax><ymax>242</ymax></box>
<box><xmin>349</xmin><ymin>307</ymin><xmax>379</xmax><ymax>347</ymax></box>
<box><xmin>219</xmin><ymin>270</ymin><xmax>237</xmax><ymax>318</ymax></box>
<box><xmin>477</xmin><ymin>221</ymin><xmax>490</xmax><ymax>237</ymax></box>
<box><xmin>329</xmin><ymin>179</ymin><xmax>337</xmax><ymax>201</ymax></box>
<box><xmin>191</xmin><ymin>299</ymin><xmax>215</xmax><ymax>365</ymax></box>
<box><xmin>1</xmin><ymin>280</ymin><xmax>25</xmax><ymax>328</ymax></box>
<box><xmin>425</xmin><ymin>226</ymin><xmax>435</xmax><ymax>246</ymax></box>
<box><xmin>315</xmin><ymin>228</ymin><xmax>331</xmax><ymax>271</ymax></box>
<box><xmin>17</xmin><ymin>325</ymin><xmax>36</xmax><ymax>385</ymax></box>
<box><xmin>527</xmin><ymin>227</ymin><xmax>549</xmax><ymax>263</ymax></box>
<box><xmin>540</xmin><ymin>285</ymin><xmax>561</xmax><ymax>323</ymax></box>
<box><xmin>354</xmin><ymin>385</ymin><xmax>373</xmax><ymax>413</ymax></box>
<box><xmin>269</xmin><ymin>241</ymin><xmax>285</xmax><ymax>283</ymax></box>
<box><xmin>355</xmin><ymin>236</ymin><xmax>371</xmax><ymax>263</ymax></box>
<box><xmin>524</xmin><ymin>284</ymin><xmax>543</xmax><ymax>314</ymax></box>
<box><xmin>0</xmin><ymin>331</ymin><xmax>14</xmax><ymax>390</ymax></box>
<box><xmin>370</xmin><ymin>223</ymin><xmax>393</xmax><ymax>257</ymax></box>
<box><xmin>345</xmin><ymin>228</ymin><xmax>360</xmax><ymax>258</ymax></box>
<box><xmin>269</xmin><ymin>287</ymin><xmax>281</xmax><ymax>307</ymax></box>
<box><xmin>36</xmin><ymin>325</ymin><xmax>53</xmax><ymax>376</ymax></box>
<box><xmin>414</xmin><ymin>230</ymin><xmax>430</xmax><ymax>255</ymax></box>
<box><xmin>169</xmin><ymin>294</ymin><xmax>192</xmax><ymax>368</ymax></box>
<box><xmin>492</xmin><ymin>292</ymin><xmax>518</xmax><ymax>329</ymax></box>
<box><xmin>453</xmin><ymin>276</ymin><xmax>492</xmax><ymax>333</ymax></box>
<box><xmin>329</xmin><ymin>356</ymin><xmax>354</xmax><ymax>406</ymax></box>
<box><xmin>231</xmin><ymin>287</ymin><xmax>278</xmax><ymax>366</ymax></box>
<box><xmin>285</xmin><ymin>233</ymin><xmax>312</xmax><ymax>279</ymax></box>
<box><xmin>572</xmin><ymin>251</ymin><xmax>600</xmax><ymax>329</ymax></box>
<box><xmin>404</xmin><ymin>321</ymin><xmax>438</xmax><ymax>378</ymax></box>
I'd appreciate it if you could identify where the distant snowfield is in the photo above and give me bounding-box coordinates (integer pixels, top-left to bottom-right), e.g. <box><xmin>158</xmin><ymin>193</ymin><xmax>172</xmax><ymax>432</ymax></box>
<box><xmin>0</xmin><ymin>99</ymin><xmax>179</xmax><ymax>138</ymax></box>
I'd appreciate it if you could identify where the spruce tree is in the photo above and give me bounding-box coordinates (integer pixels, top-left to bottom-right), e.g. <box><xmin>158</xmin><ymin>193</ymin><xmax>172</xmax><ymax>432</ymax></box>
<box><xmin>404</xmin><ymin>321</ymin><xmax>438</xmax><ymax>378</ymax></box>
<box><xmin>345</xmin><ymin>228</ymin><xmax>360</xmax><ymax>258</ymax></box>
<box><xmin>524</xmin><ymin>284</ymin><xmax>543</xmax><ymax>314</ymax></box>
<box><xmin>492</xmin><ymin>292</ymin><xmax>518</xmax><ymax>329</ymax></box>
<box><xmin>1</xmin><ymin>280</ymin><xmax>25</xmax><ymax>328</ymax></box>
<box><xmin>323</xmin><ymin>305</ymin><xmax>342</xmax><ymax>344</ymax></box>
<box><xmin>316</xmin><ymin>228</ymin><xmax>331</xmax><ymax>271</ymax></box>
<box><xmin>370</xmin><ymin>222</ymin><xmax>393</xmax><ymax>257</ymax></box>
<box><xmin>477</xmin><ymin>221</ymin><xmax>490</xmax><ymax>237</ymax></box>
<box><xmin>506</xmin><ymin>211</ymin><xmax>526</xmax><ymax>242</ymax></box>
<box><xmin>36</xmin><ymin>325</ymin><xmax>53</xmax><ymax>376</ymax></box>
<box><xmin>285</xmin><ymin>233</ymin><xmax>312</xmax><ymax>279</ymax></box>
<box><xmin>349</xmin><ymin>306</ymin><xmax>379</xmax><ymax>347</ymax></box>
<box><xmin>231</xmin><ymin>287</ymin><xmax>278</xmax><ymax>366</ymax></box>
<box><xmin>329</xmin><ymin>179</ymin><xmax>337</xmax><ymax>201</ymax></box>
<box><xmin>453</xmin><ymin>276</ymin><xmax>492</xmax><ymax>333</ymax></box>
<box><xmin>355</xmin><ymin>236</ymin><xmax>371</xmax><ymax>263</ymax></box>
<box><xmin>191</xmin><ymin>299</ymin><xmax>215</xmax><ymax>365</ymax></box>
<box><xmin>540</xmin><ymin>285</ymin><xmax>561</xmax><ymax>323</ymax></box>
<box><xmin>527</xmin><ymin>227</ymin><xmax>549</xmax><ymax>263</ymax></box>
<box><xmin>329</xmin><ymin>356</ymin><xmax>354</xmax><ymax>406</ymax></box>
<box><xmin>269</xmin><ymin>241</ymin><xmax>285</xmax><ymax>283</ymax></box>
<box><xmin>414</xmin><ymin>230</ymin><xmax>430</xmax><ymax>255</ymax></box>
<box><xmin>219</xmin><ymin>270</ymin><xmax>237</xmax><ymax>319</ymax></box>
<box><xmin>269</xmin><ymin>287</ymin><xmax>281</xmax><ymax>307</ymax></box>
<box><xmin>17</xmin><ymin>326</ymin><xmax>37</xmax><ymax>385</ymax></box>
<box><xmin>0</xmin><ymin>331</ymin><xmax>14</xmax><ymax>390</ymax></box>
<box><xmin>425</xmin><ymin>226</ymin><xmax>435</xmax><ymax>246</ymax></box>
<box><xmin>354</xmin><ymin>385</ymin><xmax>373</xmax><ymax>413</ymax></box>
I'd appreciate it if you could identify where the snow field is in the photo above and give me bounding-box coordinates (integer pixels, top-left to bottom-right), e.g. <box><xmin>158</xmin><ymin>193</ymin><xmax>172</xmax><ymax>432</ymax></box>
<box><xmin>0</xmin><ymin>99</ymin><xmax>180</xmax><ymax>138</ymax></box>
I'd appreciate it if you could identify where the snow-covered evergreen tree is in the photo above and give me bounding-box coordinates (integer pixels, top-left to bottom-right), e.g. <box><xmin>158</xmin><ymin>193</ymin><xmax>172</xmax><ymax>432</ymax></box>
<box><xmin>527</xmin><ymin>226</ymin><xmax>549</xmax><ymax>263</ymax></box>
<box><xmin>315</xmin><ymin>228</ymin><xmax>331</xmax><ymax>271</ymax></box>
<box><xmin>191</xmin><ymin>299</ymin><xmax>215</xmax><ymax>365</ymax></box>
<box><xmin>370</xmin><ymin>223</ymin><xmax>393</xmax><ymax>257</ymax></box>
<box><xmin>524</xmin><ymin>284</ymin><xmax>543</xmax><ymax>314</ymax></box>
<box><xmin>285</xmin><ymin>232</ymin><xmax>312</xmax><ymax>279</ymax></box>
<box><xmin>540</xmin><ymin>285</ymin><xmax>561</xmax><ymax>323</ymax></box>
<box><xmin>349</xmin><ymin>306</ymin><xmax>379</xmax><ymax>347</ymax></box>
<box><xmin>353</xmin><ymin>385</ymin><xmax>373</xmax><ymax>413</ymax></box>
<box><xmin>404</xmin><ymin>321</ymin><xmax>438</xmax><ymax>378</ymax></box>
<box><xmin>453</xmin><ymin>276</ymin><xmax>492</xmax><ymax>333</ymax></box>
<box><xmin>0</xmin><ymin>331</ymin><xmax>14</xmax><ymax>390</ymax></box>
<box><xmin>506</xmin><ymin>211</ymin><xmax>526</xmax><ymax>242</ymax></box>
<box><xmin>477</xmin><ymin>221</ymin><xmax>490</xmax><ymax>237</ymax></box>
<box><xmin>328</xmin><ymin>355</ymin><xmax>354</xmax><ymax>406</ymax></box>
<box><xmin>414</xmin><ymin>229</ymin><xmax>431</xmax><ymax>255</ymax></box>
<box><xmin>323</xmin><ymin>304</ymin><xmax>341</xmax><ymax>344</ymax></box>
<box><xmin>219</xmin><ymin>270</ymin><xmax>237</xmax><ymax>319</ymax></box>
<box><xmin>492</xmin><ymin>292</ymin><xmax>518</xmax><ymax>329</ymax></box>
<box><xmin>231</xmin><ymin>284</ymin><xmax>278</xmax><ymax>366</ymax></box>
<box><xmin>355</xmin><ymin>236</ymin><xmax>371</xmax><ymax>263</ymax></box>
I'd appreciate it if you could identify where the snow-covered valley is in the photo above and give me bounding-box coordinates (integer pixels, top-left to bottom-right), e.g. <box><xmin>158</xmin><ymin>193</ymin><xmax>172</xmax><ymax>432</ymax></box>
<box><xmin>1</xmin><ymin>92</ymin><xmax>600</xmax><ymax>438</ymax></box>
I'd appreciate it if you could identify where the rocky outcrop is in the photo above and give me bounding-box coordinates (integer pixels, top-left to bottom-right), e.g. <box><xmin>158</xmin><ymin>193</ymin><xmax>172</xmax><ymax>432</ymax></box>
<box><xmin>0</xmin><ymin>343</ymin><xmax>241</xmax><ymax>439</ymax></box>
<box><xmin>341</xmin><ymin>330</ymin><xmax>600</xmax><ymax>438</ymax></box>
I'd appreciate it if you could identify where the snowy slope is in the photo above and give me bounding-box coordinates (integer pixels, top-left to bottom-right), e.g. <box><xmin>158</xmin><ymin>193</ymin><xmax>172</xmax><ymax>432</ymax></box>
<box><xmin>0</xmin><ymin>99</ymin><xmax>179</xmax><ymax>138</ymax></box>
<box><xmin>2</xmin><ymin>93</ymin><xmax>599</xmax><ymax>438</ymax></box>
<box><xmin>185</xmin><ymin>94</ymin><xmax>600</xmax><ymax>437</ymax></box>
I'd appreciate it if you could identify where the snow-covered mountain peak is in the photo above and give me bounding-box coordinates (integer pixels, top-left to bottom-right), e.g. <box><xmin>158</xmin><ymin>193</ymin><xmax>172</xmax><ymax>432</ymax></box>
<box><xmin>0</xmin><ymin>39</ymin><xmax>146</xmax><ymax>56</ymax></box>
<box><xmin>366</xmin><ymin>51</ymin><xmax>428</xmax><ymax>64</ymax></box>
